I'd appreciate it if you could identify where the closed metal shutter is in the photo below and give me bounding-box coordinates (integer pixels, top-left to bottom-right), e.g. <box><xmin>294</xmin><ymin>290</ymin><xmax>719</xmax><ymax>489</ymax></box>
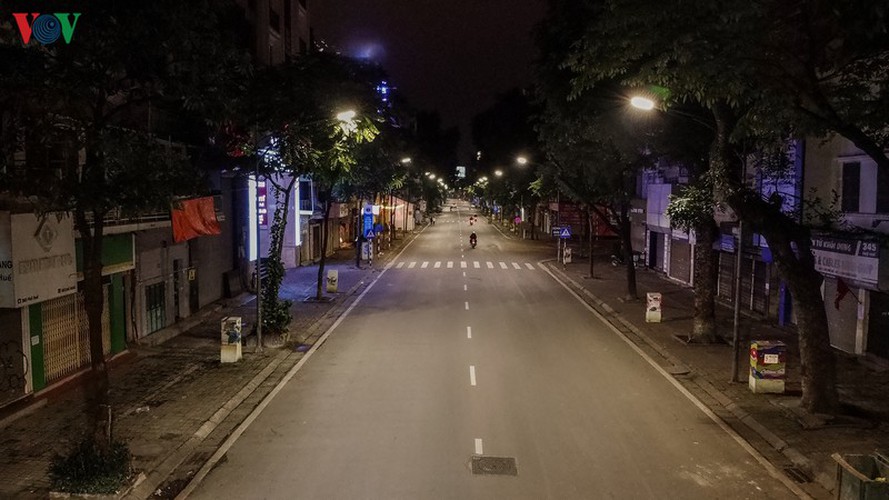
<box><xmin>669</xmin><ymin>239</ymin><xmax>692</xmax><ymax>283</ymax></box>
<box><xmin>41</xmin><ymin>287</ymin><xmax>110</xmax><ymax>384</ymax></box>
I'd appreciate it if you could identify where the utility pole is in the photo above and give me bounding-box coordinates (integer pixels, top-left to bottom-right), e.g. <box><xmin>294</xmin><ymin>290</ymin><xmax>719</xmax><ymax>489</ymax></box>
<box><xmin>254</xmin><ymin>145</ymin><xmax>263</xmax><ymax>353</ymax></box>
<box><xmin>731</xmin><ymin>221</ymin><xmax>744</xmax><ymax>382</ymax></box>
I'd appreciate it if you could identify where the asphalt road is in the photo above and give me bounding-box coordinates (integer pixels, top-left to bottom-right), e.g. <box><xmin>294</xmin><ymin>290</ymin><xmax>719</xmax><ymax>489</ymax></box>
<box><xmin>190</xmin><ymin>200</ymin><xmax>799</xmax><ymax>499</ymax></box>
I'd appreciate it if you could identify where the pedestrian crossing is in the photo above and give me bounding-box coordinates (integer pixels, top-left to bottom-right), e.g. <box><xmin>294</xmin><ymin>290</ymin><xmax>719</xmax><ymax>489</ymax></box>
<box><xmin>392</xmin><ymin>260</ymin><xmax>537</xmax><ymax>271</ymax></box>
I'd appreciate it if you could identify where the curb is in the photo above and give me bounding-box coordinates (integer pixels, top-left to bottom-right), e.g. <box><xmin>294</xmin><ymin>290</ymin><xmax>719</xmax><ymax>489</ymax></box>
<box><xmin>543</xmin><ymin>261</ymin><xmax>829</xmax><ymax>496</ymax></box>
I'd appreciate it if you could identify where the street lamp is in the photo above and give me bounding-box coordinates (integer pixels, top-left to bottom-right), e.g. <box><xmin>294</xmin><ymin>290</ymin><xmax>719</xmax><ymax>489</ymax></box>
<box><xmin>494</xmin><ymin>169</ymin><xmax>503</xmax><ymax>177</ymax></box>
<box><xmin>254</xmin><ymin>109</ymin><xmax>358</xmax><ymax>350</ymax></box>
<box><xmin>336</xmin><ymin>109</ymin><xmax>357</xmax><ymax>122</ymax></box>
<box><xmin>629</xmin><ymin>96</ymin><xmax>655</xmax><ymax>110</ymax></box>
<box><xmin>516</xmin><ymin>156</ymin><xmax>529</xmax><ymax>166</ymax></box>
<box><xmin>401</xmin><ymin>157</ymin><xmax>412</xmax><ymax>164</ymax></box>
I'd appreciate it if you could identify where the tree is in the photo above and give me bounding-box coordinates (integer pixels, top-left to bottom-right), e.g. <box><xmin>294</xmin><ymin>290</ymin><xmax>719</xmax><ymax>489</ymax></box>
<box><xmin>557</xmin><ymin>0</ymin><xmax>889</xmax><ymax>413</ymax></box>
<box><xmin>0</xmin><ymin>0</ymin><xmax>248</xmax><ymax>454</ymax></box>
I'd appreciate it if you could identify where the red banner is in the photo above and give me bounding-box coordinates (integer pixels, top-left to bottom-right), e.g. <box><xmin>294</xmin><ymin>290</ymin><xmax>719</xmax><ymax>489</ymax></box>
<box><xmin>171</xmin><ymin>197</ymin><xmax>221</xmax><ymax>243</ymax></box>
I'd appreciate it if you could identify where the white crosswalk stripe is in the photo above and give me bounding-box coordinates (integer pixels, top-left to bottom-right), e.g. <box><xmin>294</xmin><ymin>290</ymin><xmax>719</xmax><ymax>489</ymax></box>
<box><xmin>389</xmin><ymin>261</ymin><xmax>537</xmax><ymax>271</ymax></box>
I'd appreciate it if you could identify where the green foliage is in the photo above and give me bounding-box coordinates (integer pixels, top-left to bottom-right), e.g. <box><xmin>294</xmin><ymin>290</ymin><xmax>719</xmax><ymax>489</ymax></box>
<box><xmin>261</xmin><ymin>184</ymin><xmax>293</xmax><ymax>335</ymax></box>
<box><xmin>49</xmin><ymin>441</ymin><xmax>131</xmax><ymax>494</ymax></box>
<box><xmin>666</xmin><ymin>183</ymin><xmax>716</xmax><ymax>232</ymax></box>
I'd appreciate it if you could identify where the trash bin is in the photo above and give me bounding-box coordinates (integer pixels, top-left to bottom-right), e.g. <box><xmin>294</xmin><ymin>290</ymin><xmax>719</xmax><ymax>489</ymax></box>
<box><xmin>833</xmin><ymin>452</ymin><xmax>889</xmax><ymax>500</ymax></box>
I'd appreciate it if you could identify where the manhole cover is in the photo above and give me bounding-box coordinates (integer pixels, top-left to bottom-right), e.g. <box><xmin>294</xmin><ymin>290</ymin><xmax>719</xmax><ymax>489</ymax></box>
<box><xmin>471</xmin><ymin>456</ymin><xmax>518</xmax><ymax>476</ymax></box>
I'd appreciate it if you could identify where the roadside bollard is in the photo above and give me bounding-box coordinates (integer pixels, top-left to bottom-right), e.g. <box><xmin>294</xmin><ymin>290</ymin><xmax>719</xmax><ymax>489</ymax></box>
<box><xmin>645</xmin><ymin>292</ymin><xmax>662</xmax><ymax>323</ymax></box>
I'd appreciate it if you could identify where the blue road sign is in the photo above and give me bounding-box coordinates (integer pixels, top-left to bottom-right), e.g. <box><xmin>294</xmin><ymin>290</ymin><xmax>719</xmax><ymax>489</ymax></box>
<box><xmin>559</xmin><ymin>227</ymin><xmax>572</xmax><ymax>239</ymax></box>
<box><xmin>364</xmin><ymin>228</ymin><xmax>375</xmax><ymax>239</ymax></box>
<box><xmin>363</xmin><ymin>213</ymin><xmax>374</xmax><ymax>237</ymax></box>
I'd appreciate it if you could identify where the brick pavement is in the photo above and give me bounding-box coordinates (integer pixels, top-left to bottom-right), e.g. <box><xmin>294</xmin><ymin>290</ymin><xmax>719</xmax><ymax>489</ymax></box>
<box><xmin>545</xmin><ymin>248</ymin><xmax>889</xmax><ymax>498</ymax></box>
<box><xmin>0</xmin><ymin>231</ymin><xmax>420</xmax><ymax>499</ymax></box>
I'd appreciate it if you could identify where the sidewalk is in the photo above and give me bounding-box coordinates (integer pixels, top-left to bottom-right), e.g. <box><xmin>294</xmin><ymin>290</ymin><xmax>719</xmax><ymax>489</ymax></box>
<box><xmin>545</xmin><ymin>250</ymin><xmax>889</xmax><ymax>498</ymax></box>
<box><xmin>0</xmin><ymin>232</ymin><xmax>420</xmax><ymax>499</ymax></box>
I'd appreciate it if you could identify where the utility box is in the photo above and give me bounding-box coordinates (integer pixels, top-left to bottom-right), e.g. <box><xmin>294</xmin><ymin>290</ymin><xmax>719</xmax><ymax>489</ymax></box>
<box><xmin>326</xmin><ymin>270</ymin><xmax>339</xmax><ymax>293</ymax></box>
<box><xmin>833</xmin><ymin>452</ymin><xmax>889</xmax><ymax>500</ymax></box>
<box><xmin>749</xmin><ymin>340</ymin><xmax>785</xmax><ymax>393</ymax></box>
<box><xmin>645</xmin><ymin>293</ymin><xmax>662</xmax><ymax>323</ymax></box>
<box><xmin>221</xmin><ymin>316</ymin><xmax>242</xmax><ymax>363</ymax></box>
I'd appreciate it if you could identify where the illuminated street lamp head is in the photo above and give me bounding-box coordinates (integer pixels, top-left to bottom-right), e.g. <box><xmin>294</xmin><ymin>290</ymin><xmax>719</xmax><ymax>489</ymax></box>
<box><xmin>629</xmin><ymin>96</ymin><xmax>655</xmax><ymax>111</ymax></box>
<box><xmin>516</xmin><ymin>156</ymin><xmax>529</xmax><ymax>166</ymax></box>
<box><xmin>401</xmin><ymin>157</ymin><xmax>412</xmax><ymax>164</ymax></box>
<box><xmin>336</xmin><ymin>109</ymin><xmax>357</xmax><ymax>122</ymax></box>
<box><xmin>494</xmin><ymin>169</ymin><xmax>503</xmax><ymax>177</ymax></box>
<box><xmin>428</xmin><ymin>174</ymin><xmax>436</xmax><ymax>179</ymax></box>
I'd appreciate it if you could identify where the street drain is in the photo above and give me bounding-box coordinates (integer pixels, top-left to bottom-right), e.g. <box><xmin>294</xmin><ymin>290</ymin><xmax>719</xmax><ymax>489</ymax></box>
<box><xmin>471</xmin><ymin>456</ymin><xmax>518</xmax><ymax>476</ymax></box>
<box><xmin>783</xmin><ymin>466</ymin><xmax>811</xmax><ymax>483</ymax></box>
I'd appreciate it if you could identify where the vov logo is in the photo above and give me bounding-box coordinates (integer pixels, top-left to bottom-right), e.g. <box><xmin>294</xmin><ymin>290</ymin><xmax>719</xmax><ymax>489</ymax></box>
<box><xmin>12</xmin><ymin>12</ymin><xmax>81</xmax><ymax>45</ymax></box>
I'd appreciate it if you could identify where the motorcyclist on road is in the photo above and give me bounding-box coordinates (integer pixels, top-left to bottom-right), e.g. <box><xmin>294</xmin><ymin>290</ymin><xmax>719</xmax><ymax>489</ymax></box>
<box><xmin>470</xmin><ymin>231</ymin><xmax>477</xmax><ymax>248</ymax></box>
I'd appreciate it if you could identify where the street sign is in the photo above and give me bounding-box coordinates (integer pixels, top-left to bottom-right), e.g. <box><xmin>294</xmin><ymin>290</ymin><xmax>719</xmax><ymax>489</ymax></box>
<box><xmin>551</xmin><ymin>226</ymin><xmax>561</xmax><ymax>237</ymax></box>
<box><xmin>364</xmin><ymin>228</ymin><xmax>375</xmax><ymax>239</ymax></box>
<box><xmin>559</xmin><ymin>227</ymin><xmax>572</xmax><ymax>239</ymax></box>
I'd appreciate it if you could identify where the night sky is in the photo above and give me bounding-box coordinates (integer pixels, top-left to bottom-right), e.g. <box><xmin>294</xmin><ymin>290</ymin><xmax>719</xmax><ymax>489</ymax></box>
<box><xmin>312</xmin><ymin>0</ymin><xmax>547</xmax><ymax>163</ymax></box>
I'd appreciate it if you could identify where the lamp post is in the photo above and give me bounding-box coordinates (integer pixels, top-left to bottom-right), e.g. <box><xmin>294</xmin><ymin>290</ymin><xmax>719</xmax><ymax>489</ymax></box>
<box><xmin>253</xmin><ymin>109</ymin><xmax>357</xmax><ymax>350</ymax></box>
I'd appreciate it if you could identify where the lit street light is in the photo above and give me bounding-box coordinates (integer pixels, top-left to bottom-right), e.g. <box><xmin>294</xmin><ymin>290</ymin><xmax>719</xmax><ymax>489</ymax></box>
<box><xmin>516</xmin><ymin>156</ymin><xmax>529</xmax><ymax>166</ymax></box>
<box><xmin>494</xmin><ymin>169</ymin><xmax>503</xmax><ymax>177</ymax></box>
<box><xmin>401</xmin><ymin>157</ymin><xmax>412</xmax><ymax>164</ymax></box>
<box><xmin>336</xmin><ymin>109</ymin><xmax>357</xmax><ymax>122</ymax></box>
<box><xmin>629</xmin><ymin>96</ymin><xmax>655</xmax><ymax>110</ymax></box>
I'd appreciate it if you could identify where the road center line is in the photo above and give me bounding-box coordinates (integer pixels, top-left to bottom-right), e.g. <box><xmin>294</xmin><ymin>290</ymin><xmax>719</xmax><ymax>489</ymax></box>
<box><xmin>464</xmin><ymin>284</ymin><xmax>467</xmax><ymax>291</ymax></box>
<box><xmin>467</xmin><ymin>326</ymin><xmax>472</xmax><ymax>339</ymax></box>
<box><xmin>469</xmin><ymin>365</ymin><xmax>477</xmax><ymax>386</ymax></box>
<box><xmin>474</xmin><ymin>438</ymin><xmax>483</xmax><ymax>455</ymax></box>
<box><xmin>465</xmin><ymin>301</ymin><xmax>469</xmax><ymax>310</ymax></box>
<box><xmin>462</xmin><ymin>271</ymin><xmax>466</xmax><ymax>277</ymax></box>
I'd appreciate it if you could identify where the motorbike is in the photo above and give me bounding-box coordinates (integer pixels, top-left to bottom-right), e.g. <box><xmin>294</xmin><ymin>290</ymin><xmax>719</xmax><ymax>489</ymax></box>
<box><xmin>470</xmin><ymin>234</ymin><xmax>477</xmax><ymax>249</ymax></box>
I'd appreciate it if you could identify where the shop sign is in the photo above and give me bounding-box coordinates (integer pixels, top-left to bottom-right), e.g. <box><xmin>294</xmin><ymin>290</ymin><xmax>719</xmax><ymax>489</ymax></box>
<box><xmin>811</xmin><ymin>236</ymin><xmax>885</xmax><ymax>290</ymax></box>
<box><xmin>256</xmin><ymin>181</ymin><xmax>268</xmax><ymax>227</ymax></box>
<box><xmin>0</xmin><ymin>212</ymin><xmax>77</xmax><ymax>308</ymax></box>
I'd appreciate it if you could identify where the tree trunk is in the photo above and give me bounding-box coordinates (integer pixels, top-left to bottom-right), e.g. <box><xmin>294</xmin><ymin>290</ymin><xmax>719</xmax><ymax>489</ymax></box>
<box><xmin>712</xmin><ymin>103</ymin><xmax>839</xmax><ymax>414</ymax></box>
<box><xmin>618</xmin><ymin>202</ymin><xmax>638</xmax><ymax>300</ymax></box>
<box><xmin>316</xmin><ymin>197</ymin><xmax>332</xmax><ymax>300</ymax></box>
<box><xmin>75</xmin><ymin>210</ymin><xmax>112</xmax><ymax>452</ymax></box>
<box><xmin>691</xmin><ymin>218</ymin><xmax>719</xmax><ymax>342</ymax></box>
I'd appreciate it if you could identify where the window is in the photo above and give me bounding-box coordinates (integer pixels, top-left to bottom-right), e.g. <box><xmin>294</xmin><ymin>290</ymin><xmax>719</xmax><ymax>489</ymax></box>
<box><xmin>878</xmin><ymin>165</ymin><xmax>889</xmax><ymax>213</ymax></box>
<box><xmin>146</xmin><ymin>282</ymin><xmax>166</xmax><ymax>334</ymax></box>
<box><xmin>841</xmin><ymin>162</ymin><xmax>860</xmax><ymax>213</ymax></box>
<box><xmin>299</xmin><ymin>180</ymin><xmax>313</xmax><ymax>211</ymax></box>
